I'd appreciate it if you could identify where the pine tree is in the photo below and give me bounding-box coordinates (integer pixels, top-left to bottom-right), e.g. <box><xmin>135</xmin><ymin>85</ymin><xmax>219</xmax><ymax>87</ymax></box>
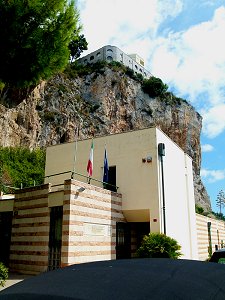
<box><xmin>0</xmin><ymin>0</ymin><xmax>81</xmax><ymax>89</ymax></box>
<box><xmin>69</xmin><ymin>33</ymin><xmax>88</xmax><ymax>62</ymax></box>
<box><xmin>216</xmin><ymin>190</ymin><xmax>225</xmax><ymax>216</ymax></box>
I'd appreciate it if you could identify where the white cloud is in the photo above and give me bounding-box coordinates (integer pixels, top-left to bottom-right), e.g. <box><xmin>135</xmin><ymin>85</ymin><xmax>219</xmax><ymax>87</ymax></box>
<box><xmin>150</xmin><ymin>6</ymin><xmax>225</xmax><ymax>103</ymax></box>
<box><xmin>77</xmin><ymin>0</ymin><xmax>183</xmax><ymax>60</ymax></box>
<box><xmin>148</xmin><ymin>6</ymin><xmax>225</xmax><ymax>138</ymax></box>
<box><xmin>201</xmin><ymin>104</ymin><xmax>225</xmax><ymax>138</ymax></box>
<box><xmin>201</xmin><ymin>168</ymin><xmax>225</xmax><ymax>183</ymax></box>
<box><xmin>201</xmin><ymin>144</ymin><xmax>214</xmax><ymax>152</ymax></box>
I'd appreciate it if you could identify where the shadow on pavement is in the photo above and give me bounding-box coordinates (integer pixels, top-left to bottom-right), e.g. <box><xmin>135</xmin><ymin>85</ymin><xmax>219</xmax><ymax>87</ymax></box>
<box><xmin>0</xmin><ymin>273</ymin><xmax>34</xmax><ymax>291</ymax></box>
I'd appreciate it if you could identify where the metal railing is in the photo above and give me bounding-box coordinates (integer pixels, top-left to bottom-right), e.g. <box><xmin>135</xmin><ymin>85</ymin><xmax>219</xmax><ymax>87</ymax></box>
<box><xmin>45</xmin><ymin>170</ymin><xmax>119</xmax><ymax>192</ymax></box>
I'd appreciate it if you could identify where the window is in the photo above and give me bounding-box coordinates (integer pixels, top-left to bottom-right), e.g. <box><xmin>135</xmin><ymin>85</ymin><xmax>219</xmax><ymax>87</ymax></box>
<box><xmin>135</xmin><ymin>65</ymin><xmax>138</xmax><ymax>69</ymax></box>
<box><xmin>104</xmin><ymin>166</ymin><xmax>117</xmax><ymax>192</ymax></box>
<box><xmin>90</xmin><ymin>55</ymin><xmax>94</xmax><ymax>61</ymax></box>
<box><xmin>139</xmin><ymin>69</ymin><xmax>142</xmax><ymax>73</ymax></box>
<box><xmin>107</xmin><ymin>56</ymin><xmax>113</xmax><ymax>62</ymax></box>
<box><xmin>107</xmin><ymin>49</ymin><xmax>113</xmax><ymax>52</ymax></box>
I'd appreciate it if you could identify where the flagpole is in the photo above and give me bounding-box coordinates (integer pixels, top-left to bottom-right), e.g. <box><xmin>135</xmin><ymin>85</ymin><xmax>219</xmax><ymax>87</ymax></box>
<box><xmin>103</xmin><ymin>144</ymin><xmax>109</xmax><ymax>189</ymax></box>
<box><xmin>87</xmin><ymin>138</ymin><xmax>94</xmax><ymax>184</ymax></box>
<box><xmin>102</xmin><ymin>143</ymin><xmax>106</xmax><ymax>183</ymax></box>
<box><xmin>72</xmin><ymin>124</ymin><xmax>79</xmax><ymax>179</ymax></box>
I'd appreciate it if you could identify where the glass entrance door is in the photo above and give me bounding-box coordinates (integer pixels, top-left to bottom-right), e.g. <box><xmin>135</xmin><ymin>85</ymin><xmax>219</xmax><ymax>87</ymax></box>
<box><xmin>116</xmin><ymin>222</ymin><xmax>131</xmax><ymax>259</ymax></box>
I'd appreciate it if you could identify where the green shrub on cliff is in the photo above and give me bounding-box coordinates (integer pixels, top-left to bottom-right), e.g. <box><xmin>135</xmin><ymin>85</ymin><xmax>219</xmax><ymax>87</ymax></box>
<box><xmin>142</xmin><ymin>76</ymin><xmax>168</xmax><ymax>98</ymax></box>
<box><xmin>0</xmin><ymin>147</ymin><xmax>45</xmax><ymax>193</ymax></box>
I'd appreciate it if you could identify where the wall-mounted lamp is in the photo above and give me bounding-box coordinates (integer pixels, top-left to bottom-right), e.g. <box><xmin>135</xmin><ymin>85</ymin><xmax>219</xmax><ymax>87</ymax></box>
<box><xmin>146</xmin><ymin>156</ymin><xmax>152</xmax><ymax>163</ymax></box>
<box><xmin>142</xmin><ymin>155</ymin><xmax>152</xmax><ymax>163</ymax></box>
<box><xmin>76</xmin><ymin>187</ymin><xmax>86</xmax><ymax>193</ymax></box>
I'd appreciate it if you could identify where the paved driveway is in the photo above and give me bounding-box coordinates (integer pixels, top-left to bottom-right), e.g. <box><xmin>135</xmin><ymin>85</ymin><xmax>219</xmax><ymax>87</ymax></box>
<box><xmin>0</xmin><ymin>273</ymin><xmax>33</xmax><ymax>291</ymax></box>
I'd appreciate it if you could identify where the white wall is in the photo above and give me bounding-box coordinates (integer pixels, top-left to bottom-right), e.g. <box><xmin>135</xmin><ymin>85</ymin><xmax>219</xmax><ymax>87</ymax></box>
<box><xmin>156</xmin><ymin>130</ymin><xmax>198</xmax><ymax>259</ymax></box>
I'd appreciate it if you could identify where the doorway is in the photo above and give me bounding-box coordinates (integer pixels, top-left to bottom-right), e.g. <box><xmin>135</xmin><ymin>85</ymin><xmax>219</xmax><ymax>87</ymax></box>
<box><xmin>130</xmin><ymin>222</ymin><xmax>150</xmax><ymax>257</ymax></box>
<box><xmin>116</xmin><ymin>222</ymin><xmax>150</xmax><ymax>259</ymax></box>
<box><xmin>48</xmin><ymin>206</ymin><xmax>63</xmax><ymax>271</ymax></box>
<box><xmin>0</xmin><ymin>212</ymin><xmax>13</xmax><ymax>266</ymax></box>
<box><xmin>116</xmin><ymin>222</ymin><xmax>131</xmax><ymax>259</ymax></box>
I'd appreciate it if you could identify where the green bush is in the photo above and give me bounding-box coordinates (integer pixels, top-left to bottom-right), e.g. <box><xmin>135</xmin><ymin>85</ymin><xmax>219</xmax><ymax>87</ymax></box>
<box><xmin>142</xmin><ymin>76</ymin><xmax>168</xmax><ymax>98</ymax></box>
<box><xmin>0</xmin><ymin>147</ymin><xmax>45</xmax><ymax>192</ymax></box>
<box><xmin>0</xmin><ymin>81</ymin><xmax>5</xmax><ymax>91</ymax></box>
<box><xmin>195</xmin><ymin>204</ymin><xmax>204</xmax><ymax>215</ymax></box>
<box><xmin>136</xmin><ymin>233</ymin><xmax>182</xmax><ymax>259</ymax></box>
<box><xmin>0</xmin><ymin>262</ymin><xmax>8</xmax><ymax>287</ymax></box>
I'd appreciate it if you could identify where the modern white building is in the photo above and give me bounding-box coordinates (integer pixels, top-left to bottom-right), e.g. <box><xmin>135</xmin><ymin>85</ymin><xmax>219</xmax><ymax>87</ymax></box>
<box><xmin>77</xmin><ymin>45</ymin><xmax>152</xmax><ymax>78</ymax></box>
<box><xmin>45</xmin><ymin>127</ymin><xmax>199</xmax><ymax>260</ymax></box>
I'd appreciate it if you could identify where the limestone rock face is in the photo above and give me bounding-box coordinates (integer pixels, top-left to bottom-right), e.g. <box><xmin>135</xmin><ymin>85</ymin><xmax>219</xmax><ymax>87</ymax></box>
<box><xmin>0</xmin><ymin>67</ymin><xmax>211</xmax><ymax>210</ymax></box>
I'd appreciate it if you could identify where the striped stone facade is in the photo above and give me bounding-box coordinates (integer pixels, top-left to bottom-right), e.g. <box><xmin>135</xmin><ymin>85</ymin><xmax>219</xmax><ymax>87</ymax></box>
<box><xmin>61</xmin><ymin>180</ymin><xmax>125</xmax><ymax>266</ymax></box>
<box><xmin>3</xmin><ymin>180</ymin><xmax>225</xmax><ymax>275</ymax></box>
<box><xmin>9</xmin><ymin>184</ymin><xmax>50</xmax><ymax>274</ymax></box>
<box><xmin>2</xmin><ymin>180</ymin><xmax>124</xmax><ymax>274</ymax></box>
<box><xmin>196</xmin><ymin>213</ymin><xmax>225</xmax><ymax>261</ymax></box>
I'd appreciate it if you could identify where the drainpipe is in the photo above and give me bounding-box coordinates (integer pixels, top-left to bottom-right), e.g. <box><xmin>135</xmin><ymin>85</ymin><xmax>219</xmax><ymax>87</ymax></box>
<box><xmin>158</xmin><ymin>143</ymin><xmax>166</xmax><ymax>235</ymax></box>
<box><xmin>207</xmin><ymin>221</ymin><xmax>212</xmax><ymax>257</ymax></box>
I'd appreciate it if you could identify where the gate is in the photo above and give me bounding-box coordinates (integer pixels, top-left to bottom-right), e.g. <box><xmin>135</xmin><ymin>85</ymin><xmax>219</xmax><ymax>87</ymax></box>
<box><xmin>48</xmin><ymin>206</ymin><xmax>63</xmax><ymax>271</ymax></box>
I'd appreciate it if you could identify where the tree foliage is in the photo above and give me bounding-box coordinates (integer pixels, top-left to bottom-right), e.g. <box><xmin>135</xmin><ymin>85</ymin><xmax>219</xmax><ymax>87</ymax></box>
<box><xmin>69</xmin><ymin>33</ymin><xmax>88</xmax><ymax>62</ymax></box>
<box><xmin>0</xmin><ymin>147</ymin><xmax>45</xmax><ymax>193</ymax></box>
<box><xmin>216</xmin><ymin>190</ymin><xmax>225</xmax><ymax>215</ymax></box>
<box><xmin>0</xmin><ymin>0</ymin><xmax>81</xmax><ymax>89</ymax></box>
<box><xmin>136</xmin><ymin>233</ymin><xmax>182</xmax><ymax>259</ymax></box>
<box><xmin>195</xmin><ymin>204</ymin><xmax>204</xmax><ymax>214</ymax></box>
<box><xmin>142</xmin><ymin>76</ymin><xmax>168</xmax><ymax>98</ymax></box>
<box><xmin>212</xmin><ymin>211</ymin><xmax>225</xmax><ymax>221</ymax></box>
<box><xmin>0</xmin><ymin>262</ymin><xmax>8</xmax><ymax>287</ymax></box>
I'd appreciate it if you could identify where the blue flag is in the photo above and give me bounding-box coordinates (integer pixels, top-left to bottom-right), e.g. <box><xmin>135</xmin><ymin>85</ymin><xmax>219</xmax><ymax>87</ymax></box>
<box><xmin>103</xmin><ymin>147</ymin><xmax>109</xmax><ymax>183</ymax></box>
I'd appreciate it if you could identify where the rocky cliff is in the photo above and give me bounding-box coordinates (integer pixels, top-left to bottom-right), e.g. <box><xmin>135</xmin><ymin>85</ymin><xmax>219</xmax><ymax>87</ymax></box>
<box><xmin>0</xmin><ymin>66</ymin><xmax>211</xmax><ymax>210</ymax></box>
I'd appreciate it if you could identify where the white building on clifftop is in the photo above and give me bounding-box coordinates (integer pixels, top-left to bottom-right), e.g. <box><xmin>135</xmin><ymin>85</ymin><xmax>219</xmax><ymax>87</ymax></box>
<box><xmin>77</xmin><ymin>45</ymin><xmax>152</xmax><ymax>78</ymax></box>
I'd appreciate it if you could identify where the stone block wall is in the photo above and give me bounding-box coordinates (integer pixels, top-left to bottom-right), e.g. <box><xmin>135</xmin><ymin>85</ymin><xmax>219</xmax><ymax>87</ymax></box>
<box><xmin>9</xmin><ymin>184</ymin><xmax>50</xmax><ymax>274</ymax></box>
<box><xmin>61</xmin><ymin>179</ymin><xmax>125</xmax><ymax>266</ymax></box>
<box><xmin>196</xmin><ymin>213</ymin><xmax>225</xmax><ymax>261</ymax></box>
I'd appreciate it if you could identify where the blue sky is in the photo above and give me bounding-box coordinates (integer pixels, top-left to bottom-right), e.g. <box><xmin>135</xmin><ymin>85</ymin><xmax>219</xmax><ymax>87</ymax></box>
<box><xmin>76</xmin><ymin>0</ymin><xmax>225</xmax><ymax>212</ymax></box>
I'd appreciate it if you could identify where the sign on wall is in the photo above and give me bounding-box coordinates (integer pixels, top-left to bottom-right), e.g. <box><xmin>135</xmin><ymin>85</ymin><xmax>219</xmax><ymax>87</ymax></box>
<box><xmin>84</xmin><ymin>223</ymin><xmax>111</xmax><ymax>236</ymax></box>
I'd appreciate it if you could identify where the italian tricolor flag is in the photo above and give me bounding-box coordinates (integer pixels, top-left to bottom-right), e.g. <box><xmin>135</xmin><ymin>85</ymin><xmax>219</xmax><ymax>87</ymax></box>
<box><xmin>87</xmin><ymin>140</ymin><xmax>94</xmax><ymax>177</ymax></box>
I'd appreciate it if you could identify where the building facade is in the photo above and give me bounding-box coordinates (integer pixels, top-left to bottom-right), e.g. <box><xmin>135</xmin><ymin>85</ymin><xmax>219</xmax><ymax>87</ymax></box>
<box><xmin>0</xmin><ymin>181</ymin><xmax>124</xmax><ymax>274</ymax></box>
<box><xmin>77</xmin><ymin>45</ymin><xmax>152</xmax><ymax>78</ymax></box>
<box><xmin>3</xmin><ymin>127</ymin><xmax>224</xmax><ymax>274</ymax></box>
<box><xmin>45</xmin><ymin>127</ymin><xmax>198</xmax><ymax>260</ymax></box>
